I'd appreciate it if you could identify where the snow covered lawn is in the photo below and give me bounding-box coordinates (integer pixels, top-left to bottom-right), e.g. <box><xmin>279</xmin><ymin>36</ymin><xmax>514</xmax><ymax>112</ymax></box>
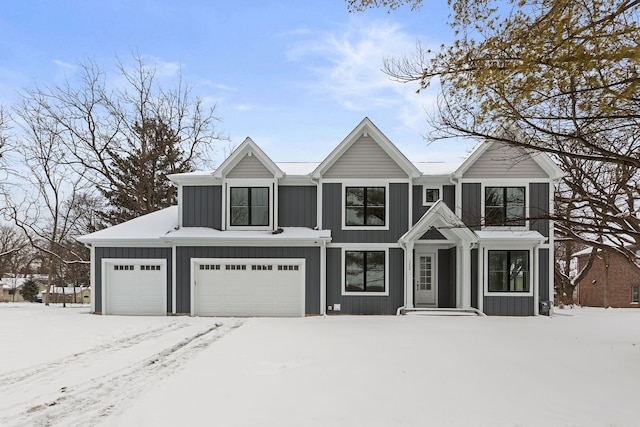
<box><xmin>1</xmin><ymin>305</ymin><xmax>638</xmax><ymax>427</ymax></box>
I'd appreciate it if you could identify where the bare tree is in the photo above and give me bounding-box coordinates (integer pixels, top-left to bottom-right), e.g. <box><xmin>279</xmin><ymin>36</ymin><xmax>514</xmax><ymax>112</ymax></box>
<box><xmin>18</xmin><ymin>53</ymin><xmax>226</xmax><ymax>225</ymax></box>
<box><xmin>7</xmin><ymin>98</ymin><xmax>92</xmax><ymax>306</ymax></box>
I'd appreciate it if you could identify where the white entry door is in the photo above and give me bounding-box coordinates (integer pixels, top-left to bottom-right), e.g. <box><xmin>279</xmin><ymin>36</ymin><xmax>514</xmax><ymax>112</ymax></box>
<box><xmin>415</xmin><ymin>253</ymin><xmax>436</xmax><ymax>306</ymax></box>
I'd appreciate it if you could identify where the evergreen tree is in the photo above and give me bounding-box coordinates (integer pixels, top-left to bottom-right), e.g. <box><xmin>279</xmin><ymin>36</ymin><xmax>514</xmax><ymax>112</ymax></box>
<box><xmin>21</xmin><ymin>279</ymin><xmax>40</xmax><ymax>302</ymax></box>
<box><xmin>98</xmin><ymin>118</ymin><xmax>193</xmax><ymax>225</ymax></box>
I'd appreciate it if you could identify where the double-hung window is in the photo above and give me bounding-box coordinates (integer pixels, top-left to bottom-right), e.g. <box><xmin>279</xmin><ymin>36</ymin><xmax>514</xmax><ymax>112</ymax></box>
<box><xmin>485</xmin><ymin>187</ymin><xmax>525</xmax><ymax>226</ymax></box>
<box><xmin>488</xmin><ymin>250</ymin><xmax>530</xmax><ymax>292</ymax></box>
<box><xmin>230</xmin><ymin>187</ymin><xmax>269</xmax><ymax>226</ymax></box>
<box><xmin>345</xmin><ymin>186</ymin><xmax>385</xmax><ymax>226</ymax></box>
<box><xmin>345</xmin><ymin>251</ymin><xmax>386</xmax><ymax>293</ymax></box>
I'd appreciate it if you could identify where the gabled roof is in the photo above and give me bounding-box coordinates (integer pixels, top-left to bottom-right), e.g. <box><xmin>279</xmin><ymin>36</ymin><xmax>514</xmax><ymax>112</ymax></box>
<box><xmin>213</xmin><ymin>137</ymin><xmax>284</xmax><ymax>179</ymax></box>
<box><xmin>452</xmin><ymin>139</ymin><xmax>564</xmax><ymax>180</ymax></box>
<box><xmin>399</xmin><ymin>200</ymin><xmax>477</xmax><ymax>244</ymax></box>
<box><xmin>312</xmin><ymin>117</ymin><xmax>421</xmax><ymax>179</ymax></box>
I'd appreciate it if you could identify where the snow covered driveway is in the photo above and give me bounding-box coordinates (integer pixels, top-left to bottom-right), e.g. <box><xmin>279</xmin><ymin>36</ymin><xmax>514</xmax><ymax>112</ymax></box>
<box><xmin>1</xmin><ymin>305</ymin><xmax>639</xmax><ymax>427</ymax></box>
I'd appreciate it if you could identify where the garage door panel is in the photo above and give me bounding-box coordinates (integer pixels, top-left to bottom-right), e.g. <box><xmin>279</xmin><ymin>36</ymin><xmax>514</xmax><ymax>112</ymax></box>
<box><xmin>104</xmin><ymin>260</ymin><xmax>166</xmax><ymax>316</ymax></box>
<box><xmin>194</xmin><ymin>259</ymin><xmax>304</xmax><ymax>317</ymax></box>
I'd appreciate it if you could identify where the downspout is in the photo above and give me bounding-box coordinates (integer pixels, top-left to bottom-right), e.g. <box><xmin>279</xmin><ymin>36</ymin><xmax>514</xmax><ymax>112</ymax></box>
<box><xmin>397</xmin><ymin>238</ymin><xmax>407</xmax><ymax>315</ymax></box>
<box><xmin>83</xmin><ymin>243</ymin><xmax>96</xmax><ymax>314</ymax></box>
<box><xmin>320</xmin><ymin>238</ymin><xmax>327</xmax><ymax>316</ymax></box>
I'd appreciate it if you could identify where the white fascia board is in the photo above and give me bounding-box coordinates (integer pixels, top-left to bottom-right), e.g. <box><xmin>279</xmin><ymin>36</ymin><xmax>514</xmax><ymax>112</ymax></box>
<box><xmin>167</xmin><ymin>172</ymin><xmax>219</xmax><ymax>186</ymax></box>
<box><xmin>79</xmin><ymin>239</ymin><xmax>173</xmax><ymax>247</ymax></box>
<box><xmin>279</xmin><ymin>175</ymin><xmax>317</xmax><ymax>186</ymax></box>
<box><xmin>161</xmin><ymin>237</ymin><xmax>331</xmax><ymax>247</ymax></box>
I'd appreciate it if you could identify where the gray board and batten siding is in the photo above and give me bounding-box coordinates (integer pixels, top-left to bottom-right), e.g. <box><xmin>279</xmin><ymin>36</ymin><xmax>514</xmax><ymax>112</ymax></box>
<box><xmin>412</xmin><ymin>185</ymin><xmax>455</xmax><ymax>240</ymax></box>
<box><xmin>529</xmin><ymin>183</ymin><xmax>550</xmax><ymax>237</ymax></box>
<box><xmin>175</xmin><ymin>246</ymin><xmax>321</xmax><ymax>315</ymax></box>
<box><xmin>326</xmin><ymin>247</ymin><xmax>404</xmax><ymax>315</ymax></box>
<box><xmin>323</xmin><ymin>135</ymin><xmax>408</xmax><ymax>179</ymax></box>
<box><xmin>182</xmin><ymin>186</ymin><xmax>222</xmax><ymax>229</ymax></box>
<box><xmin>437</xmin><ymin>247</ymin><xmax>457</xmax><ymax>308</ymax></box>
<box><xmin>323</xmin><ymin>183</ymin><xmax>409</xmax><ymax>243</ymax></box>
<box><xmin>484</xmin><ymin>296</ymin><xmax>535</xmax><ymax>316</ymax></box>
<box><xmin>278</xmin><ymin>186</ymin><xmax>317</xmax><ymax>228</ymax></box>
<box><xmin>94</xmin><ymin>247</ymin><xmax>173</xmax><ymax>314</ymax></box>
<box><xmin>462</xmin><ymin>183</ymin><xmax>482</xmax><ymax>230</ymax></box>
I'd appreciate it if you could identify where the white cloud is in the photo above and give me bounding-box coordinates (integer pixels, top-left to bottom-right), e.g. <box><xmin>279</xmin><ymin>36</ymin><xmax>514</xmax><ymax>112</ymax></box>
<box><xmin>53</xmin><ymin>59</ymin><xmax>76</xmax><ymax>70</ymax></box>
<box><xmin>286</xmin><ymin>19</ymin><xmax>440</xmax><ymax>132</ymax></box>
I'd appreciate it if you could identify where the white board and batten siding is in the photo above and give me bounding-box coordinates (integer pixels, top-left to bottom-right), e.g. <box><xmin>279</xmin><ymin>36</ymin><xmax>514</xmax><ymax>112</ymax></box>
<box><xmin>226</xmin><ymin>154</ymin><xmax>274</xmax><ymax>178</ymax></box>
<box><xmin>463</xmin><ymin>143</ymin><xmax>548</xmax><ymax>179</ymax></box>
<box><xmin>324</xmin><ymin>136</ymin><xmax>408</xmax><ymax>179</ymax></box>
<box><xmin>103</xmin><ymin>259</ymin><xmax>167</xmax><ymax>316</ymax></box>
<box><xmin>193</xmin><ymin>258</ymin><xmax>305</xmax><ymax>317</ymax></box>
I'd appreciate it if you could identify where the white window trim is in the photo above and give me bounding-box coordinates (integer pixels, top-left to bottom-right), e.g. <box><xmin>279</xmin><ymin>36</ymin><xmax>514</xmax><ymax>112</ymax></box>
<box><xmin>341</xmin><ymin>180</ymin><xmax>390</xmax><ymax>231</ymax></box>
<box><xmin>482</xmin><ymin>245</ymin><xmax>535</xmax><ymax>297</ymax></box>
<box><xmin>225</xmin><ymin>179</ymin><xmax>276</xmax><ymax>231</ymax></box>
<box><xmin>480</xmin><ymin>181</ymin><xmax>530</xmax><ymax>231</ymax></box>
<box><xmin>341</xmin><ymin>247</ymin><xmax>389</xmax><ymax>296</ymax></box>
<box><xmin>423</xmin><ymin>185</ymin><xmax>443</xmax><ymax>207</ymax></box>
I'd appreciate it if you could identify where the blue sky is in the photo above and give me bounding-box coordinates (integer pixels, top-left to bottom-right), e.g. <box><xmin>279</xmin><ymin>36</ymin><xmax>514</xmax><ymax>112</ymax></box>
<box><xmin>0</xmin><ymin>0</ymin><xmax>476</xmax><ymax>166</ymax></box>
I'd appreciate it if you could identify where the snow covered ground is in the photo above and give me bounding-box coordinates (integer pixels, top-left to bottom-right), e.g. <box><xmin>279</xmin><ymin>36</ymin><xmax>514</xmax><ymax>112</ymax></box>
<box><xmin>1</xmin><ymin>304</ymin><xmax>638</xmax><ymax>427</ymax></box>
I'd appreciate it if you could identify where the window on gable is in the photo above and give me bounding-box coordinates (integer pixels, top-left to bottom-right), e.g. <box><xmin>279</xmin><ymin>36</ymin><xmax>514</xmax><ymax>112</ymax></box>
<box><xmin>345</xmin><ymin>187</ymin><xmax>385</xmax><ymax>226</ymax></box>
<box><xmin>485</xmin><ymin>187</ymin><xmax>525</xmax><ymax>226</ymax></box>
<box><xmin>488</xmin><ymin>250</ymin><xmax>530</xmax><ymax>292</ymax></box>
<box><xmin>230</xmin><ymin>187</ymin><xmax>269</xmax><ymax>226</ymax></box>
<box><xmin>345</xmin><ymin>251</ymin><xmax>385</xmax><ymax>293</ymax></box>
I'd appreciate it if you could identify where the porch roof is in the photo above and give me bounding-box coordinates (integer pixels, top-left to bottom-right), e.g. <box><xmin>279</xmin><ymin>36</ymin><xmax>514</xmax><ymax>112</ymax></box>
<box><xmin>399</xmin><ymin>200</ymin><xmax>477</xmax><ymax>245</ymax></box>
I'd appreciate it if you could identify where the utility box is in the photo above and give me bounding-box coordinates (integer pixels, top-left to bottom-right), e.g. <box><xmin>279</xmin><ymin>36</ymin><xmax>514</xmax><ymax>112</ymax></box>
<box><xmin>539</xmin><ymin>300</ymin><xmax>552</xmax><ymax>316</ymax></box>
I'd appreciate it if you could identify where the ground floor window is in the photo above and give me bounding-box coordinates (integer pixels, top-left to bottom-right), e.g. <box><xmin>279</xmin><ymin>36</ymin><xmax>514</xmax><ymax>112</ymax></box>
<box><xmin>345</xmin><ymin>251</ymin><xmax>385</xmax><ymax>293</ymax></box>
<box><xmin>488</xmin><ymin>250</ymin><xmax>530</xmax><ymax>292</ymax></box>
<box><xmin>632</xmin><ymin>285</ymin><xmax>639</xmax><ymax>303</ymax></box>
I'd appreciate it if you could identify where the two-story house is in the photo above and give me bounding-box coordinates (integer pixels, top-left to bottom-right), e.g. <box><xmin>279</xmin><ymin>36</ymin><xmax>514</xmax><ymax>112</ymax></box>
<box><xmin>78</xmin><ymin>118</ymin><xmax>563</xmax><ymax>316</ymax></box>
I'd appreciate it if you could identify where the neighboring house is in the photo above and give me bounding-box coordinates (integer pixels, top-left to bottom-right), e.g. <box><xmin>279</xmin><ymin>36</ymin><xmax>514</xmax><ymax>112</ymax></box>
<box><xmin>78</xmin><ymin>118</ymin><xmax>563</xmax><ymax>317</ymax></box>
<box><xmin>46</xmin><ymin>286</ymin><xmax>92</xmax><ymax>304</ymax></box>
<box><xmin>1</xmin><ymin>277</ymin><xmax>29</xmax><ymax>302</ymax></box>
<box><xmin>574</xmin><ymin>247</ymin><xmax>640</xmax><ymax>308</ymax></box>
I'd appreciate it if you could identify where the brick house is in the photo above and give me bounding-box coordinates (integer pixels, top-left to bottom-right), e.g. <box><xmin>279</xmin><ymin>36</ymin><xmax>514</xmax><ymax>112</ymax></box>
<box><xmin>574</xmin><ymin>247</ymin><xmax>640</xmax><ymax>308</ymax></box>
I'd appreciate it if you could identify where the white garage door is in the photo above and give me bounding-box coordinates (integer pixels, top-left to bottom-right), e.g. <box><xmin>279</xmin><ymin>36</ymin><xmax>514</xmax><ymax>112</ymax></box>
<box><xmin>104</xmin><ymin>259</ymin><xmax>167</xmax><ymax>315</ymax></box>
<box><xmin>194</xmin><ymin>258</ymin><xmax>305</xmax><ymax>317</ymax></box>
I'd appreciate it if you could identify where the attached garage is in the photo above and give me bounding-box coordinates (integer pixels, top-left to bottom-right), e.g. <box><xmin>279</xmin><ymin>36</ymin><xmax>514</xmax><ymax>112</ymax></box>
<box><xmin>193</xmin><ymin>258</ymin><xmax>305</xmax><ymax>317</ymax></box>
<box><xmin>102</xmin><ymin>259</ymin><xmax>167</xmax><ymax>315</ymax></box>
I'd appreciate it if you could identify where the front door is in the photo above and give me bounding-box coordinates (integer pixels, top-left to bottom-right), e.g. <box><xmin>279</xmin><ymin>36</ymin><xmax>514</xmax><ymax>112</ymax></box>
<box><xmin>415</xmin><ymin>253</ymin><xmax>436</xmax><ymax>306</ymax></box>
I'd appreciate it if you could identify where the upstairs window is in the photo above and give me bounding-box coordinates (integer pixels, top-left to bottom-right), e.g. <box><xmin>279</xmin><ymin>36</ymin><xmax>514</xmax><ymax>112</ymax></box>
<box><xmin>485</xmin><ymin>187</ymin><xmax>525</xmax><ymax>226</ymax></box>
<box><xmin>424</xmin><ymin>188</ymin><xmax>440</xmax><ymax>204</ymax></box>
<box><xmin>230</xmin><ymin>187</ymin><xmax>269</xmax><ymax>226</ymax></box>
<box><xmin>488</xmin><ymin>250</ymin><xmax>530</xmax><ymax>292</ymax></box>
<box><xmin>345</xmin><ymin>187</ymin><xmax>385</xmax><ymax>226</ymax></box>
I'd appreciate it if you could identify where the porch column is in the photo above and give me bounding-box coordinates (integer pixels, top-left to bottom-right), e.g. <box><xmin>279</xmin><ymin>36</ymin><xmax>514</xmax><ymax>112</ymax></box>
<box><xmin>460</xmin><ymin>241</ymin><xmax>472</xmax><ymax>309</ymax></box>
<box><xmin>405</xmin><ymin>241</ymin><xmax>414</xmax><ymax>308</ymax></box>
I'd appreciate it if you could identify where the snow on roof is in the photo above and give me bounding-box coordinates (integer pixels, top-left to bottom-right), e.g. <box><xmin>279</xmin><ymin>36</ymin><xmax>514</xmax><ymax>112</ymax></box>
<box><xmin>276</xmin><ymin>162</ymin><xmax>321</xmax><ymax>176</ymax></box>
<box><xmin>413</xmin><ymin>162</ymin><xmax>462</xmax><ymax>176</ymax></box>
<box><xmin>164</xmin><ymin>226</ymin><xmax>331</xmax><ymax>242</ymax></box>
<box><xmin>77</xmin><ymin>206</ymin><xmax>330</xmax><ymax>244</ymax></box>
<box><xmin>475</xmin><ymin>230</ymin><xmax>547</xmax><ymax>242</ymax></box>
<box><xmin>572</xmin><ymin>247</ymin><xmax>594</xmax><ymax>257</ymax></box>
<box><xmin>78</xmin><ymin>206</ymin><xmax>179</xmax><ymax>243</ymax></box>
